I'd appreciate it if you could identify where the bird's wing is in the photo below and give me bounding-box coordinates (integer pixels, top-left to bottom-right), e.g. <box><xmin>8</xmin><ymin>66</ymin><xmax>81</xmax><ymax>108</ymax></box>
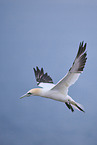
<box><xmin>33</xmin><ymin>67</ymin><xmax>54</xmax><ymax>89</ymax></box>
<box><xmin>51</xmin><ymin>41</ymin><xmax>87</xmax><ymax>94</ymax></box>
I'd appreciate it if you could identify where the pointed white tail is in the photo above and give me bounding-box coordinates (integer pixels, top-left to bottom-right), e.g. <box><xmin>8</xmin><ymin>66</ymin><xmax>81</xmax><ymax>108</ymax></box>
<box><xmin>71</xmin><ymin>101</ymin><xmax>85</xmax><ymax>112</ymax></box>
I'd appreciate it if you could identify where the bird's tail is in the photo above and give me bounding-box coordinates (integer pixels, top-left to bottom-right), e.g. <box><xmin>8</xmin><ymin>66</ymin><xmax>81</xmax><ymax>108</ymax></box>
<box><xmin>70</xmin><ymin>101</ymin><xmax>85</xmax><ymax>112</ymax></box>
<box><xmin>66</xmin><ymin>95</ymin><xmax>85</xmax><ymax>112</ymax></box>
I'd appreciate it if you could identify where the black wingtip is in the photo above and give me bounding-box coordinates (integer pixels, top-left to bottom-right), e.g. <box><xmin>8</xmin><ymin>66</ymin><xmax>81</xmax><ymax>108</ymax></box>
<box><xmin>77</xmin><ymin>41</ymin><xmax>87</xmax><ymax>58</ymax></box>
<box><xmin>33</xmin><ymin>67</ymin><xmax>35</xmax><ymax>72</ymax></box>
<box><xmin>33</xmin><ymin>66</ymin><xmax>53</xmax><ymax>85</ymax></box>
<box><xmin>69</xmin><ymin>41</ymin><xmax>87</xmax><ymax>72</ymax></box>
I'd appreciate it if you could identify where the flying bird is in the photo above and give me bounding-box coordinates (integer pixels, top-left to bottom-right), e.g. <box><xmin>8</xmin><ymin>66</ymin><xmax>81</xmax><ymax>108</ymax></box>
<box><xmin>20</xmin><ymin>41</ymin><xmax>87</xmax><ymax>112</ymax></box>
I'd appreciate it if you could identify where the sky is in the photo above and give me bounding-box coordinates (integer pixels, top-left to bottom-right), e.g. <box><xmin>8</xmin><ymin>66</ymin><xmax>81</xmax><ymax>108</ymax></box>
<box><xmin>0</xmin><ymin>0</ymin><xmax>97</xmax><ymax>145</ymax></box>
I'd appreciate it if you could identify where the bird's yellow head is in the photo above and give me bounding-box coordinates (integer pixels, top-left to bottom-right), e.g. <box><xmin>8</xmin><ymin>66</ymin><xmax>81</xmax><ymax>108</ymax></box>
<box><xmin>20</xmin><ymin>88</ymin><xmax>41</xmax><ymax>99</ymax></box>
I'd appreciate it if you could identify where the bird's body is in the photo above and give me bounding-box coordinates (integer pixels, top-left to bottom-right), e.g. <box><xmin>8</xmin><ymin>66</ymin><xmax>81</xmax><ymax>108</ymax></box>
<box><xmin>20</xmin><ymin>41</ymin><xmax>87</xmax><ymax>112</ymax></box>
<box><xmin>29</xmin><ymin>88</ymin><xmax>66</xmax><ymax>102</ymax></box>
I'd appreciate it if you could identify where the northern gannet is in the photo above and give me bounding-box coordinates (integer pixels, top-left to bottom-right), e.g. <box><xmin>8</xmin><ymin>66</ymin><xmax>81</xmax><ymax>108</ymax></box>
<box><xmin>20</xmin><ymin>41</ymin><xmax>87</xmax><ymax>112</ymax></box>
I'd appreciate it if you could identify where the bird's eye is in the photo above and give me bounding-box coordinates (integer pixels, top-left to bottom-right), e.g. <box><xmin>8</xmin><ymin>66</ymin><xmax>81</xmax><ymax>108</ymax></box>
<box><xmin>28</xmin><ymin>92</ymin><xmax>32</xmax><ymax>95</ymax></box>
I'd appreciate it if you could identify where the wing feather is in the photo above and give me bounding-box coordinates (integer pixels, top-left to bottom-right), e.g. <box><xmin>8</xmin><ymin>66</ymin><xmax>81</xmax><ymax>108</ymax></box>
<box><xmin>33</xmin><ymin>67</ymin><xmax>53</xmax><ymax>86</ymax></box>
<box><xmin>52</xmin><ymin>41</ymin><xmax>87</xmax><ymax>93</ymax></box>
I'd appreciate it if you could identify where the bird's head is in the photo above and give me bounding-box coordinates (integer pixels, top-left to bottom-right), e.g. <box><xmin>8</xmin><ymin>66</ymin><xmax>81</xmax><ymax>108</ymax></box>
<box><xmin>20</xmin><ymin>88</ymin><xmax>41</xmax><ymax>99</ymax></box>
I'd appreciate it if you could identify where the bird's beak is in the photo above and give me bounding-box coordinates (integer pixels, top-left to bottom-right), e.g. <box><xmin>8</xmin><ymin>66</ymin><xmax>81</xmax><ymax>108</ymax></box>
<box><xmin>20</xmin><ymin>93</ymin><xmax>31</xmax><ymax>99</ymax></box>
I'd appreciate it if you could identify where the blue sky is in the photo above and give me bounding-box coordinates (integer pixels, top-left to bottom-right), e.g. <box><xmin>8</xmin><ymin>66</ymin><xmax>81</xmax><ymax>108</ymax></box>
<box><xmin>0</xmin><ymin>0</ymin><xmax>97</xmax><ymax>145</ymax></box>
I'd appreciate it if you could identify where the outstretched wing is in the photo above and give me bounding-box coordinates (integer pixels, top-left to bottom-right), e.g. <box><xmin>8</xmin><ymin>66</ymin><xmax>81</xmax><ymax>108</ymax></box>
<box><xmin>52</xmin><ymin>41</ymin><xmax>87</xmax><ymax>93</ymax></box>
<box><xmin>33</xmin><ymin>67</ymin><xmax>54</xmax><ymax>87</ymax></box>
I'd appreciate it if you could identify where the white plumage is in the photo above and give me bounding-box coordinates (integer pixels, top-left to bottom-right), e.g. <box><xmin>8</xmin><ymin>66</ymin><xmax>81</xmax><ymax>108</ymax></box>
<box><xmin>20</xmin><ymin>41</ymin><xmax>87</xmax><ymax>112</ymax></box>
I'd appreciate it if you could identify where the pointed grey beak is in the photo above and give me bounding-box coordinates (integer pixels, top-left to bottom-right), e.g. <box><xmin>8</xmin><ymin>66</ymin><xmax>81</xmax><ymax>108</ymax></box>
<box><xmin>20</xmin><ymin>92</ymin><xmax>32</xmax><ymax>99</ymax></box>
